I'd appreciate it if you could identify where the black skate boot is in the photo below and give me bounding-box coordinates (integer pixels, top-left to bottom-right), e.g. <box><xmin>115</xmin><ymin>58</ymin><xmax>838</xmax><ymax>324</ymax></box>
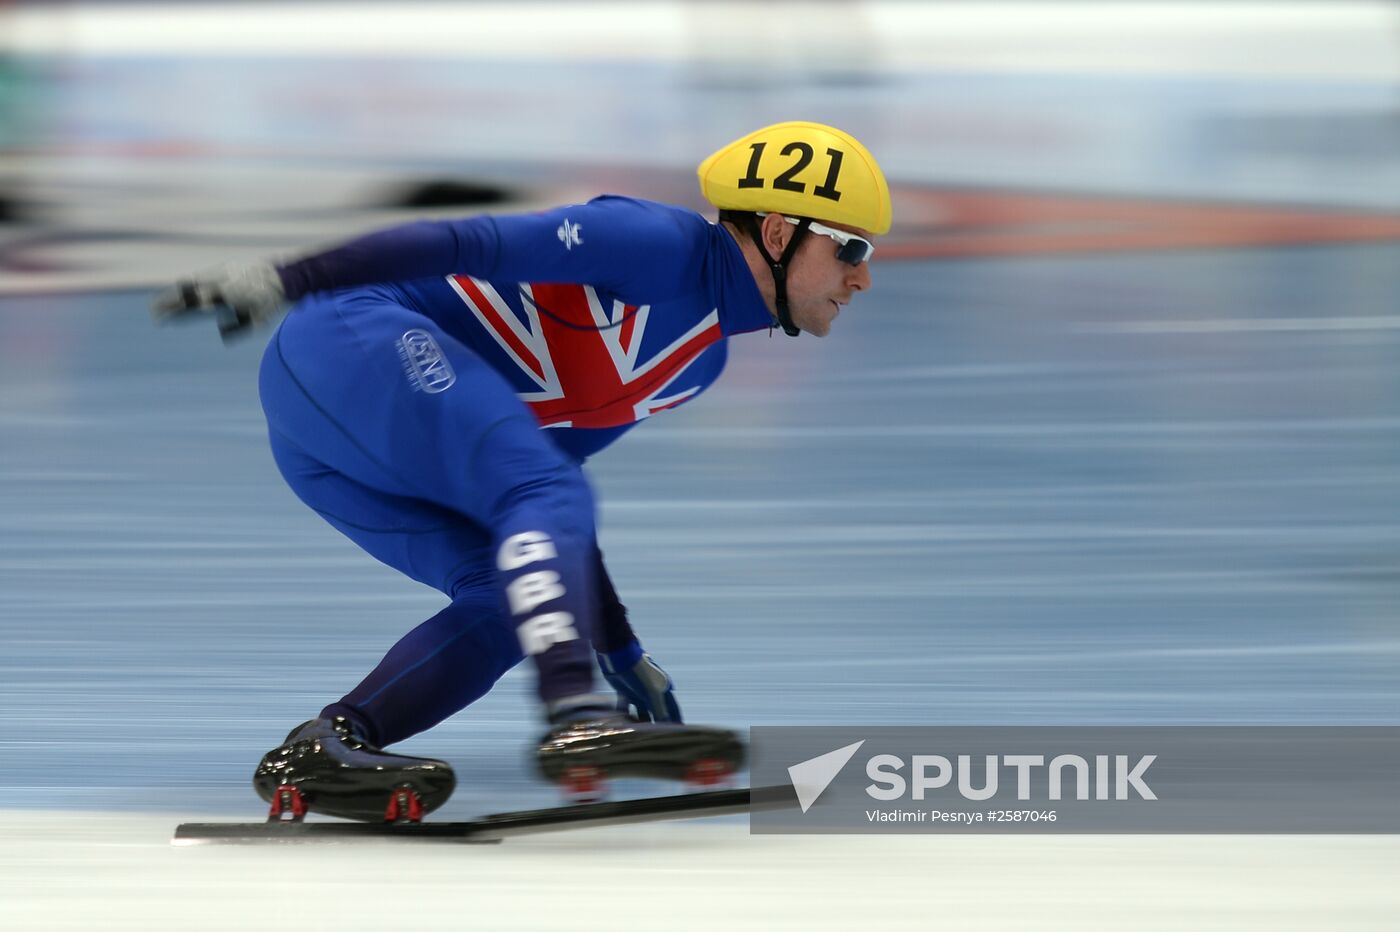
<box><xmin>252</xmin><ymin>717</ymin><xmax>455</xmax><ymax>823</ymax></box>
<box><xmin>537</xmin><ymin>707</ymin><xmax>745</xmax><ymax>804</ymax></box>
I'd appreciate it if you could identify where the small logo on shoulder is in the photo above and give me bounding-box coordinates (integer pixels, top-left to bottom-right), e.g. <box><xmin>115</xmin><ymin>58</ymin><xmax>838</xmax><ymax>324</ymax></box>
<box><xmin>397</xmin><ymin>329</ymin><xmax>456</xmax><ymax>393</ymax></box>
<box><xmin>557</xmin><ymin>218</ymin><xmax>583</xmax><ymax>250</ymax></box>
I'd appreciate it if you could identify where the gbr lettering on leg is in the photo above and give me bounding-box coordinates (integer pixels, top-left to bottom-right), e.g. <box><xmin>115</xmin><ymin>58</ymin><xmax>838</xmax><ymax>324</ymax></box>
<box><xmin>499</xmin><ymin>531</ymin><xmax>580</xmax><ymax>656</ymax></box>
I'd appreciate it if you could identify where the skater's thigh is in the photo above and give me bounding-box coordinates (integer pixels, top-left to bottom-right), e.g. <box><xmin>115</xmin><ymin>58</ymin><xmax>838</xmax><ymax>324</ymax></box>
<box><xmin>267</xmin><ymin>431</ymin><xmax>496</xmax><ymax>597</ymax></box>
<box><xmin>260</xmin><ymin>289</ymin><xmax>580</xmax><ymax>528</ymax></box>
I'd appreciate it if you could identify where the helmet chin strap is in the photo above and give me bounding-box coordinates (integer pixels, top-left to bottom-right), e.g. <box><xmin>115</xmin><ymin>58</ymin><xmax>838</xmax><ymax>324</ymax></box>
<box><xmin>743</xmin><ymin>214</ymin><xmax>811</xmax><ymax>337</ymax></box>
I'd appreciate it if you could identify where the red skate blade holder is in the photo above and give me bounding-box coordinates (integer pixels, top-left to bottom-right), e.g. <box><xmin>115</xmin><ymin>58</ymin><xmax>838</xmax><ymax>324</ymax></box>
<box><xmin>266</xmin><ymin>784</ymin><xmax>308</xmax><ymax>823</ymax></box>
<box><xmin>684</xmin><ymin>758</ymin><xmax>734</xmax><ymax>789</ymax></box>
<box><xmin>384</xmin><ymin>786</ymin><xmax>426</xmax><ymax>824</ymax></box>
<box><xmin>559</xmin><ymin>765</ymin><xmax>607</xmax><ymax>804</ymax></box>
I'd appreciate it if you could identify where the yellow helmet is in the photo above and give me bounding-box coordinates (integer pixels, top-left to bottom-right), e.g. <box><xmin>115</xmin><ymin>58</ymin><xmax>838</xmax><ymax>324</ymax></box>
<box><xmin>697</xmin><ymin>121</ymin><xmax>891</xmax><ymax>236</ymax></box>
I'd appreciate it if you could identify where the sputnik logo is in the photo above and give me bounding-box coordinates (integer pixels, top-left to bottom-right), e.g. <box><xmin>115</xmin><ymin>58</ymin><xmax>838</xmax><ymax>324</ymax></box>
<box><xmin>788</xmin><ymin>740</ymin><xmax>865</xmax><ymax>813</ymax></box>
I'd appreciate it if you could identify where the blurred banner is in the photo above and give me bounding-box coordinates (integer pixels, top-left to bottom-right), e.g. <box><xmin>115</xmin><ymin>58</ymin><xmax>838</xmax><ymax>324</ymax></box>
<box><xmin>5</xmin><ymin>2</ymin><xmax>1398</xmax><ymax>80</ymax></box>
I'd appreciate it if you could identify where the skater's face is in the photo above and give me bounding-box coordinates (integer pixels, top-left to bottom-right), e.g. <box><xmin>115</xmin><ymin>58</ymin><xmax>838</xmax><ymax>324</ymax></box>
<box><xmin>756</xmin><ymin>213</ymin><xmax>874</xmax><ymax>338</ymax></box>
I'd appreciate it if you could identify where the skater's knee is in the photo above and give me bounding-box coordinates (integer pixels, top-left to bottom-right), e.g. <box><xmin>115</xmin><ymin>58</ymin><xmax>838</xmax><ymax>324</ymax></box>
<box><xmin>493</xmin><ymin>464</ymin><xmax>596</xmax><ymax>543</ymax></box>
<box><xmin>544</xmin><ymin>466</ymin><xmax>595</xmax><ymax>521</ymax></box>
<box><xmin>475</xmin><ymin>416</ymin><xmax>594</xmax><ymax>532</ymax></box>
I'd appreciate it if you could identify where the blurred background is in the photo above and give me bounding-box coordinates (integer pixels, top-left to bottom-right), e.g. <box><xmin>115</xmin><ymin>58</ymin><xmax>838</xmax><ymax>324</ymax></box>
<box><xmin>2</xmin><ymin>1</ymin><xmax>1399</xmax><ymax>929</ymax></box>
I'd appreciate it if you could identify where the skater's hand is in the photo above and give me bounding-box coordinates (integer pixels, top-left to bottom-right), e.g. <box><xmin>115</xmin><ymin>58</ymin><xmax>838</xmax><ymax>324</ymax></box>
<box><xmin>598</xmin><ymin>642</ymin><xmax>683</xmax><ymax>724</ymax></box>
<box><xmin>152</xmin><ymin>259</ymin><xmax>289</xmax><ymax>343</ymax></box>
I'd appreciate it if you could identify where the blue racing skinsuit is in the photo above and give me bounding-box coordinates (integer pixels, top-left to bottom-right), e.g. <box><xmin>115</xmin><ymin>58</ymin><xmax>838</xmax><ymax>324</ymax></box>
<box><xmin>257</xmin><ymin>196</ymin><xmax>774</xmax><ymax>745</ymax></box>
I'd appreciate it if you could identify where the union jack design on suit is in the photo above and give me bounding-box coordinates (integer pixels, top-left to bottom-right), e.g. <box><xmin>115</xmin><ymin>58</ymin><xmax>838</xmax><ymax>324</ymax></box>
<box><xmin>448</xmin><ymin>275</ymin><xmax>724</xmax><ymax>430</ymax></box>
